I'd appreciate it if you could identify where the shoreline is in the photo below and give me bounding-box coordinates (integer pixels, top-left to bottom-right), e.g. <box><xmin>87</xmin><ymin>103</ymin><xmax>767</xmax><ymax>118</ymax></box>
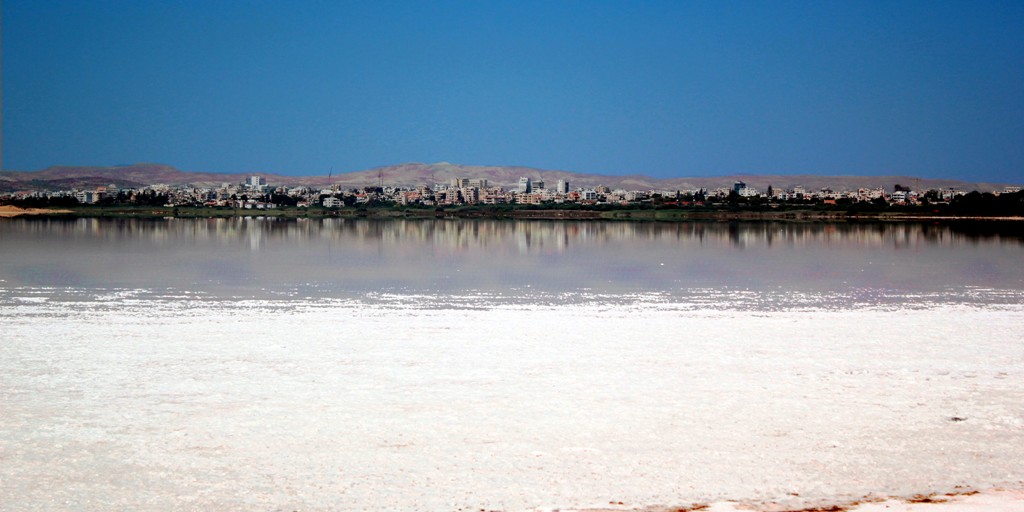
<box><xmin>2</xmin><ymin>205</ymin><xmax>1023</xmax><ymax>222</ymax></box>
<box><xmin>565</xmin><ymin>488</ymin><xmax>1024</xmax><ymax>512</ymax></box>
<box><xmin>0</xmin><ymin>205</ymin><xmax>73</xmax><ymax>217</ymax></box>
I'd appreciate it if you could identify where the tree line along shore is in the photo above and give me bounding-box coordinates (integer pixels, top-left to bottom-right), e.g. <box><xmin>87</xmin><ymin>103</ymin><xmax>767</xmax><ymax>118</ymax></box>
<box><xmin>5</xmin><ymin>172</ymin><xmax>1023</xmax><ymax>221</ymax></box>
<box><xmin>2</xmin><ymin>195</ymin><xmax>1024</xmax><ymax>222</ymax></box>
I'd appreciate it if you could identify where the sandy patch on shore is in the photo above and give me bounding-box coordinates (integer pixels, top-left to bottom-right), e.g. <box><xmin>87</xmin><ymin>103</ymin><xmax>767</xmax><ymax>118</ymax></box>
<box><xmin>0</xmin><ymin>205</ymin><xmax>71</xmax><ymax>216</ymax></box>
<box><xmin>565</xmin><ymin>488</ymin><xmax>1024</xmax><ymax>512</ymax></box>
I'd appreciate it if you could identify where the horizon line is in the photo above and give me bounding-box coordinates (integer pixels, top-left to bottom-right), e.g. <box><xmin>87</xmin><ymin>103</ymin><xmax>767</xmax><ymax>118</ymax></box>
<box><xmin>6</xmin><ymin>161</ymin><xmax>1016</xmax><ymax>184</ymax></box>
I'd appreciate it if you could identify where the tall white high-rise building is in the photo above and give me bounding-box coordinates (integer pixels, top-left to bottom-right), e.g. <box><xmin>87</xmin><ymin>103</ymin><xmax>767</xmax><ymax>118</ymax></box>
<box><xmin>248</xmin><ymin>175</ymin><xmax>267</xmax><ymax>189</ymax></box>
<box><xmin>556</xmin><ymin>179</ymin><xmax>569</xmax><ymax>194</ymax></box>
<box><xmin>517</xmin><ymin>177</ymin><xmax>532</xmax><ymax>193</ymax></box>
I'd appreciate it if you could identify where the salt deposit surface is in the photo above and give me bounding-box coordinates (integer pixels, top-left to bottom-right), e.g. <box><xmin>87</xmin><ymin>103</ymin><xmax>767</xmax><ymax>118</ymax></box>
<box><xmin>2</xmin><ymin>294</ymin><xmax>1023</xmax><ymax>511</ymax></box>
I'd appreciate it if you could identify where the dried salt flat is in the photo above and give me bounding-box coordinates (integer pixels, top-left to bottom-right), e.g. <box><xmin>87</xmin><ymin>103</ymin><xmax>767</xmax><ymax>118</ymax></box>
<box><xmin>562</xmin><ymin>489</ymin><xmax>1024</xmax><ymax>512</ymax></box>
<box><xmin>2</xmin><ymin>296</ymin><xmax>1023</xmax><ymax>511</ymax></box>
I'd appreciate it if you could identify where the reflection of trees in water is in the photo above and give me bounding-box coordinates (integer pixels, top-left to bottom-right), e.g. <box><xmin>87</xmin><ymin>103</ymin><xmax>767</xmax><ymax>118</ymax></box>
<box><xmin>728</xmin><ymin>222</ymin><xmax>741</xmax><ymax>248</ymax></box>
<box><xmin>945</xmin><ymin>221</ymin><xmax>1024</xmax><ymax>244</ymax></box>
<box><xmin>5</xmin><ymin>218</ymin><xmax>1023</xmax><ymax>254</ymax></box>
<box><xmin>5</xmin><ymin>217</ymin><xmax>1023</xmax><ymax>296</ymax></box>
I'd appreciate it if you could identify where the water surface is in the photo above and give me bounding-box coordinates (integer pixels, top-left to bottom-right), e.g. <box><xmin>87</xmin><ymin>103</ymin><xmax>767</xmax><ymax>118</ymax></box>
<box><xmin>2</xmin><ymin>217</ymin><xmax>1023</xmax><ymax>308</ymax></box>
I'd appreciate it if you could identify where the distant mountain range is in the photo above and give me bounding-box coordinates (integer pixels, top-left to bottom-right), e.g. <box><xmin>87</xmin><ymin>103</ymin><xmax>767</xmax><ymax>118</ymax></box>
<box><xmin>0</xmin><ymin>162</ymin><xmax>1015</xmax><ymax>193</ymax></box>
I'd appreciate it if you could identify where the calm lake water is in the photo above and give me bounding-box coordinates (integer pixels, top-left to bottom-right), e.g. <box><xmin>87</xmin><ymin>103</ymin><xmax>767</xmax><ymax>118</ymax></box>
<box><xmin>2</xmin><ymin>218</ymin><xmax>1023</xmax><ymax>511</ymax></box>
<box><xmin>2</xmin><ymin>217</ymin><xmax>1023</xmax><ymax>307</ymax></box>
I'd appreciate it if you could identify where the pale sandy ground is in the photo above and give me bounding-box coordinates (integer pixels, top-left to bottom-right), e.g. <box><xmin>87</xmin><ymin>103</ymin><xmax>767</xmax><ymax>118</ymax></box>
<box><xmin>2</xmin><ymin>299</ymin><xmax>1022</xmax><ymax>511</ymax></box>
<box><xmin>847</xmin><ymin>490</ymin><xmax>1024</xmax><ymax>512</ymax></box>
<box><xmin>0</xmin><ymin>205</ymin><xmax>70</xmax><ymax>216</ymax></box>
<box><xmin>566</xmin><ymin>489</ymin><xmax>1024</xmax><ymax>512</ymax></box>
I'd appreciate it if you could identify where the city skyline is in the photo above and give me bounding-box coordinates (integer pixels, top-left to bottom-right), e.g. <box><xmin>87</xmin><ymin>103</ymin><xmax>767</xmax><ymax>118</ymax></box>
<box><xmin>3</xmin><ymin>1</ymin><xmax>1023</xmax><ymax>183</ymax></box>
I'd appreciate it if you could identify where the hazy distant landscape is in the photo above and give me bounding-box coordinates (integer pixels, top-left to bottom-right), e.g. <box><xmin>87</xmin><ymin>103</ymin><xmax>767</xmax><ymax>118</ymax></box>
<box><xmin>0</xmin><ymin>162</ymin><xmax>1014</xmax><ymax>194</ymax></box>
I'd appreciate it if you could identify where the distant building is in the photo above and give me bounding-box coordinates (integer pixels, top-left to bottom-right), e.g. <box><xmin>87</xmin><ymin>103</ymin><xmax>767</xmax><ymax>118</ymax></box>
<box><xmin>941</xmin><ymin>189</ymin><xmax>963</xmax><ymax>200</ymax></box>
<box><xmin>857</xmin><ymin>187</ymin><xmax>885</xmax><ymax>201</ymax></box>
<box><xmin>517</xmin><ymin>193</ymin><xmax>543</xmax><ymax>205</ymax></box>
<box><xmin>322</xmin><ymin>197</ymin><xmax>343</xmax><ymax>208</ymax></box>
<box><xmin>481</xmin><ymin>191</ymin><xmax>508</xmax><ymax>205</ymax></box>
<box><xmin>556</xmin><ymin>179</ymin><xmax>569</xmax><ymax>194</ymax></box>
<box><xmin>518</xmin><ymin>177</ymin><xmax>532</xmax><ymax>194</ymax></box>
<box><xmin>247</xmin><ymin>175</ymin><xmax>267</xmax><ymax>191</ymax></box>
<box><xmin>733</xmin><ymin>181</ymin><xmax>747</xmax><ymax>195</ymax></box>
<box><xmin>461</xmin><ymin>187</ymin><xmax>479</xmax><ymax>204</ymax></box>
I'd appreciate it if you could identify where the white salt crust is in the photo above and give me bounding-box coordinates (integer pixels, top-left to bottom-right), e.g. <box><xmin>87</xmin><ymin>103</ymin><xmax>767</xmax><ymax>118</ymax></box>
<box><xmin>2</xmin><ymin>300</ymin><xmax>1023</xmax><ymax>511</ymax></box>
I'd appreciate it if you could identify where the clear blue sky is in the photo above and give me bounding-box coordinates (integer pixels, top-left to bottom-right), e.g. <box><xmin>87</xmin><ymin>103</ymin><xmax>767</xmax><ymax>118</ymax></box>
<box><xmin>3</xmin><ymin>0</ymin><xmax>1023</xmax><ymax>181</ymax></box>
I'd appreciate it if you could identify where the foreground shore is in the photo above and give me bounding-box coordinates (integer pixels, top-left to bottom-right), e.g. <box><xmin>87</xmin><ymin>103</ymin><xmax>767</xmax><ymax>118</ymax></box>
<box><xmin>567</xmin><ymin>489</ymin><xmax>1024</xmax><ymax>512</ymax></box>
<box><xmin>4</xmin><ymin>296</ymin><xmax>1023</xmax><ymax>511</ymax></box>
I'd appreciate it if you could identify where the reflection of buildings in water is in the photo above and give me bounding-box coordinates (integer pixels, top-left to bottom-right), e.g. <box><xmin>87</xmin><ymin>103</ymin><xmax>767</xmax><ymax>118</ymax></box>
<box><xmin>247</xmin><ymin>220</ymin><xmax>265</xmax><ymax>252</ymax></box>
<box><xmin>890</xmin><ymin>223</ymin><xmax>927</xmax><ymax>250</ymax></box>
<box><xmin>728</xmin><ymin>222</ymin><xmax>741</xmax><ymax>248</ymax></box>
<box><xmin>200</xmin><ymin>219</ymin><xmax>885</xmax><ymax>252</ymax></box>
<box><xmin>8</xmin><ymin>218</ymin><xmax>1020</xmax><ymax>259</ymax></box>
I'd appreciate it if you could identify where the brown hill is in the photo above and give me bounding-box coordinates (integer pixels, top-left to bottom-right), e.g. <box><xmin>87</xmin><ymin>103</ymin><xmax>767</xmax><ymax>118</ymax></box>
<box><xmin>1</xmin><ymin>162</ymin><xmax>1016</xmax><ymax>193</ymax></box>
<box><xmin>290</xmin><ymin>163</ymin><xmax>1016</xmax><ymax>192</ymax></box>
<box><xmin>2</xmin><ymin>164</ymin><xmax>294</xmax><ymax>188</ymax></box>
